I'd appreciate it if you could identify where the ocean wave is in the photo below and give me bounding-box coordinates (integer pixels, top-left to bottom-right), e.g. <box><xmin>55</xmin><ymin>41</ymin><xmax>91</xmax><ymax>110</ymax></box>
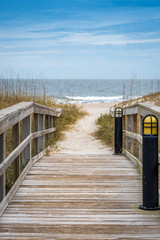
<box><xmin>65</xmin><ymin>96</ymin><xmax>123</xmax><ymax>102</ymax></box>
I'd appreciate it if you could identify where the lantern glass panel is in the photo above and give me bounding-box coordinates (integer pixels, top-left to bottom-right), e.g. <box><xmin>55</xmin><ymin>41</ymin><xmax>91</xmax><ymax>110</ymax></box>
<box><xmin>143</xmin><ymin>115</ymin><xmax>158</xmax><ymax>135</ymax></box>
<box><xmin>115</xmin><ymin>107</ymin><xmax>122</xmax><ymax>117</ymax></box>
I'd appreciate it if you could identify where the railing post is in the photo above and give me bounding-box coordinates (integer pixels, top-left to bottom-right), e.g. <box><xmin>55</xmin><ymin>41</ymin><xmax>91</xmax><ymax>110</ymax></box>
<box><xmin>114</xmin><ymin>107</ymin><xmax>123</xmax><ymax>154</ymax></box>
<box><xmin>22</xmin><ymin>116</ymin><xmax>31</xmax><ymax>168</ymax></box>
<box><xmin>45</xmin><ymin>115</ymin><xmax>49</xmax><ymax>147</ymax></box>
<box><xmin>122</xmin><ymin>115</ymin><xmax>126</xmax><ymax>151</ymax></box>
<box><xmin>0</xmin><ymin>133</ymin><xmax>5</xmax><ymax>201</ymax></box>
<box><xmin>126</xmin><ymin>116</ymin><xmax>129</xmax><ymax>152</ymax></box>
<box><xmin>132</xmin><ymin>114</ymin><xmax>137</xmax><ymax>157</ymax></box>
<box><xmin>13</xmin><ymin>123</ymin><xmax>20</xmax><ymax>181</ymax></box>
<box><xmin>50</xmin><ymin>116</ymin><xmax>54</xmax><ymax>141</ymax></box>
<box><xmin>33</xmin><ymin>113</ymin><xmax>39</xmax><ymax>156</ymax></box>
<box><xmin>126</xmin><ymin>115</ymin><xmax>132</xmax><ymax>152</ymax></box>
<box><xmin>139</xmin><ymin>115</ymin><xmax>143</xmax><ymax>163</ymax></box>
<box><xmin>139</xmin><ymin>114</ymin><xmax>160</xmax><ymax>210</ymax></box>
<box><xmin>53</xmin><ymin>116</ymin><xmax>57</xmax><ymax>128</ymax></box>
<box><xmin>38</xmin><ymin>114</ymin><xmax>45</xmax><ymax>152</ymax></box>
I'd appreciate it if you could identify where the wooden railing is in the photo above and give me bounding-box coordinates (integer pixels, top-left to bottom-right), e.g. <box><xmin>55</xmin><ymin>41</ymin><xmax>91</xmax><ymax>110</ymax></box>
<box><xmin>0</xmin><ymin>102</ymin><xmax>62</xmax><ymax>215</ymax></box>
<box><xmin>111</xmin><ymin>103</ymin><xmax>160</xmax><ymax>170</ymax></box>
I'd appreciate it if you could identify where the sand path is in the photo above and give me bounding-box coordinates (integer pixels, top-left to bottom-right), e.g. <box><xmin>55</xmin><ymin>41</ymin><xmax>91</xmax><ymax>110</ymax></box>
<box><xmin>56</xmin><ymin>103</ymin><xmax>116</xmax><ymax>154</ymax></box>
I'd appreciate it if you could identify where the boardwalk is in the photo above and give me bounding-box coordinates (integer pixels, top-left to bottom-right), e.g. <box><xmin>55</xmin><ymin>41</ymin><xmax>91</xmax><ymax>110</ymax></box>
<box><xmin>0</xmin><ymin>153</ymin><xmax>160</xmax><ymax>239</ymax></box>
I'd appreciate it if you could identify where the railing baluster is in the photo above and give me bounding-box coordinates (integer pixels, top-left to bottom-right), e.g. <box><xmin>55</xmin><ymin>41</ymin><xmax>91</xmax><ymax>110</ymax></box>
<box><xmin>33</xmin><ymin>113</ymin><xmax>39</xmax><ymax>156</ymax></box>
<box><xmin>13</xmin><ymin>123</ymin><xmax>20</xmax><ymax>181</ymax></box>
<box><xmin>22</xmin><ymin>116</ymin><xmax>31</xmax><ymax>168</ymax></box>
<box><xmin>38</xmin><ymin>114</ymin><xmax>45</xmax><ymax>152</ymax></box>
<box><xmin>50</xmin><ymin>116</ymin><xmax>54</xmax><ymax>140</ymax></box>
<box><xmin>0</xmin><ymin>133</ymin><xmax>5</xmax><ymax>201</ymax></box>
<box><xmin>139</xmin><ymin>115</ymin><xmax>143</xmax><ymax>163</ymax></box>
<box><xmin>53</xmin><ymin>116</ymin><xmax>58</xmax><ymax>128</ymax></box>
<box><xmin>132</xmin><ymin>114</ymin><xmax>137</xmax><ymax>157</ymax></box>
<box><xmin>126</xmin><ymin>115</ymin><xmax>129</xmax><ymax>152</ymax></box>
<box><xmin>45</xmin><ymin>115</ymin><xmax>49</xmax><ymax>147</ymax></box>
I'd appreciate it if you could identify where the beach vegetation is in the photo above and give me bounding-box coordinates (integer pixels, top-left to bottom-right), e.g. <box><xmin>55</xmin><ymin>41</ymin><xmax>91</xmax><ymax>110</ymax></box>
<box><xmin>0</xmin><ymin>77</ymin><xmax>86</xmax><ymax>192</ymax></box>
<box><xmin>95</xmin><ymin>91</ymin><xmax>160</xmax><ymax>148</ymax></box>
<box><xmin>94</xmin><ymin>113</ymin><xmax>114</xmax><ymax>147</ymax></box>
<box><xmin>118</xmin><ymin>91</ymin><xmax>160</xmax><ymax>108</ymax></box>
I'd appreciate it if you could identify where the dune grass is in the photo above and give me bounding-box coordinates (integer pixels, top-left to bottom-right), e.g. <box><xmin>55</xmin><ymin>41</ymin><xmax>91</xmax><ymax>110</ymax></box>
<box><xmin>117</xmin><ymin>91</ymin><xmax>160</xmax><ymax>108</ymax></box>
<box><xmin>94</xmin><ymin>113</ymin><xmax>114</xmax><ymax>147</ymax></box>
<box><xmin>94</xmin><ymin>91</ymin><xmax>160</xmax><ymax>148</ymax></box>
<box><xmin>0</xmin><ymin>77</ymin><xmax>86</xmax><ymax>192</ymax></box>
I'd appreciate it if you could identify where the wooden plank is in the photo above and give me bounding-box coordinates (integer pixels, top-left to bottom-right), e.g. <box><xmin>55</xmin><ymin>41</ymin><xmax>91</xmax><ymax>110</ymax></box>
<box><xmin>0</xmin><ymin>149</ymin><xmax>47</xmax><ymax>216</ymax></box>
<box><xmin>0</xmin><ymin>102</ymin><xmax>34</xmax><ymax>135</ymax></box>
<box><xmin>123</xmin><ymin>105</ymin><xmax>138</xmax><ymax>116</ymax></box>
<box><xmin>123</xmin><ymin>149</ymin><xmax>142</xmax><ymax>171</ymax></box>
<box><xmin>124</xmin><ymin>130</ymin><xmax>142</xmax><ymax>144</ymax></box>
<box><xmin>49</xmin><ymin>116</ymin><xmax>54</xmax><ymax>141</ymax></box>
<box><xmin>138</xmin><ymin>103</ymin><xmax>160</xmax><ymax>118</ymax></box>
<box><xmin>1</xmin><ymin>153</ymin><xmax>160</xmax><ymax>239</ymax></box>
<box><xmin>139</xmin><ymin>115</ymin><xmax>143</xmax><ymax>163</ymax></box>
<box><xmin>22</xmin><ymin>116</ymin><xmax>31</xmax><ymax>169</ymax></box>
<box><xmin>132</xmin><ymin>114</ymin><xmax>137</xmax><ymax>157</ymax></box>
<box><xmin>123</xmin><ymin>102</ymin><xmax>160</xmax><ymax>117</ymax></box>
<box><xmin>45</xmin><ymin>115</ymin><xmax>49</xmax><ymax>147</ymax></box>
<box><xmin>0</xmin><ymin>133</ymin><xmax>5</xmax><ymax>202</ymax></box>
<box><xmin>0</xmin><ymin>128</ymin><xmax>56</xmax><ymax>176</ymax></box>
<box><xmin>0</xmin><ymin>102</ymin><xmax>61</xmax><ymax>135</ymax></box>
<box><xmin>38</xmin><ymin>114</ymin><xmax>45</xmax><ymax>153</ymax></box>
<box><xmin>34</xmin><ymin>104</ymin><xmax>62</xmax><ymax>117</ymax></box>
<box><xmin>33</xmin><ymin>113</ymin><xmax>38</xmax><ymax>156</ymax></box>
<box><xmin>13</xmin><ymin>123</ymin><xmax>20</xmax><ymax>181</ymax></box>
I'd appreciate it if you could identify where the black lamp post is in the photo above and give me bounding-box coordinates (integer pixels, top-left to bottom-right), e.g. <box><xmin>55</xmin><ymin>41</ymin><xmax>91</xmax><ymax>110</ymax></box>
<box><xmin>114</xmin><ymin>107</ymin><xmax>123</xmax><ymax>155</ymax></box>
<box><xmin>139</xmin><ymin>114</ymin><xmax>160</xmax><ymax>210</ymax></box>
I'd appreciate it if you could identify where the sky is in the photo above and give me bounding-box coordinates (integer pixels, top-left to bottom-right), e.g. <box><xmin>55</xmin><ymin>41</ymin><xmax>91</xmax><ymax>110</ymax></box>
<box><xmin>0</xmin><ymin>0</ymin><xmax>160</xmax><ymax>79</ymax></box>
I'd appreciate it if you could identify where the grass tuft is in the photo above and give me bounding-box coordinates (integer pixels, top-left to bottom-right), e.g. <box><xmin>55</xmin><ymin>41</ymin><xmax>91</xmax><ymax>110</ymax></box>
<box><xmin>0</xmin><ymin>77</ymin><xmax>87</xmax><ymax>192</ymax></box>
<box><xmin>94</xmin><ymin>113</ymin><xmax>114</xmax><ymax>147</ymax></box>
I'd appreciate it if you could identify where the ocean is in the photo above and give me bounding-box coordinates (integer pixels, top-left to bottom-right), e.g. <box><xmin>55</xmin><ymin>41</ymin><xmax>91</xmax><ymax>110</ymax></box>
<box><xmin>6</xmin><ymin>78</ymin><xmax>160</xmax><ymax>103</ymax></box>
<box><xmin>42</xmin><ymin>79</ymin><xmax>160</xmax><ymax>103</ymax></box>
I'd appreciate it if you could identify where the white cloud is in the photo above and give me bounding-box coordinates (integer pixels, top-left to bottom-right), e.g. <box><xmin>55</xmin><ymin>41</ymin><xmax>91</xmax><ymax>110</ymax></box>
<box><xmin>1</xmin><ymin>24</ymin><xmax>160</xmax><ymax>48</ymax></box>
<box><xmin>57</xmin><ymin>32</ymin><xmax>160</xmax><ymax>46</ymax></box>
<box><xmin>1</xmin><ymin>50</ymin><xmax>59</xmax><ymax>55</ymax></box>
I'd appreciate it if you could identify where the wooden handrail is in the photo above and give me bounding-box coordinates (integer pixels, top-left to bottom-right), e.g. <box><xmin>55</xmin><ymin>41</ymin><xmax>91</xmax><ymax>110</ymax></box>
<box><xmin>123</xmin><ymin>102</ymin><xmax>160</xmax><ymax>118</ymax></box>
<box><xmin>0</xmin><ymin>102</ymin><xmax>62</xmax><ymax>134</ymax></box>
<box><xmin>123</xmin><ymin>130</ymin><xmax>142</xmax><ymax>144</ymax></box>
<box><xmin>0</xmin><ymin>102</ymin><xmax>62</xmax><ymax>216</ymax></box>
<box><xmin>112</xmin><ymin>102</ymin><xmax>160</xmax><ymax>170</ymax></box>
<box><xmin>0</xmin><ymin>127</ymin><xmax>56</xmax><ymax>176</ymax></box>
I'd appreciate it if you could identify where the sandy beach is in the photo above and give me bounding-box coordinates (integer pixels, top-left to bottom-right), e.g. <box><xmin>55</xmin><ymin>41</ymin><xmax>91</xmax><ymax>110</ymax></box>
<box><xmin>56</xmin><ymin>102</ymin><xmax>117</xmax><ymax>154</ymax></box>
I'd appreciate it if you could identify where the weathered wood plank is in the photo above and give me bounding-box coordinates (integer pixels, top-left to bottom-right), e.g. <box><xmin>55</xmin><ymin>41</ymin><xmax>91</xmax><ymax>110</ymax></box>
<box><xmin>45</xmin><ymin>115</ymin><xmax>49</xmax><ymax>147</ymax></box>
<box><xmin>33</xmin><ymin>113</ymin><xmax>38</xmax><ymax>156</ymax></box>
<box><xmin>0</xmin><ymin>128</ymin><xmax>56</xmax><ymax>176</ymax></box>
<box><xmin>13</xmin><ymin>123</ymin><xmax>20</xmax><ymax>181</ymax></box>
<box><xmin>124</xmin><ymin>130</ymin><xmax>142</xmax><ymax>144</ymax></box>
<box><xmin>0</xmin><ymin>149</ymin><xmax>47</xmax><ymax>216</ymax></box>
<box><xmin>123</xmin><ymin>149</ymin><xmax>142</xmax><ymax>170</ymax></box>
<box><xmin>0</xmin><ymin>102</ymin><xmax>34</xmax><ymax>135</ymax></box>
<box><xmin>0</xmin><ymin>133</ymin><xmax>5</xmax><ymax>202</ymax></box>
<box><xmin>22</xmin><ymin>116</ymin><xmax>31</xmax><ymax>169</ymax></box>
<box><xmin>123</xmin><ymin>102</ymin><xmax>160</xmax><ymax>118</ymax></box>
<box><xmin>38</xmin><ymin>114</ymin><xmax>45</xmax><ymax>153</ymax></box>
<box><xmin>0</xmin><ymin>102</ymin><xmax>61</xmax><ymax>135</ymax></box>
<box><xmin>0</xmin><ymin>153</ymin><xmax>160</xmax><ymax>239</ymax></box>
<box><xmin>34</xmin><ymin>103</ymin><xmax>62</xmax><ymax>117</ymax></box>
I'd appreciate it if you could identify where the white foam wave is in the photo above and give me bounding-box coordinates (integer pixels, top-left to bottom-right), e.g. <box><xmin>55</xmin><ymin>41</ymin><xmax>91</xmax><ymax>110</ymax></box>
<box><xmin>65</xmin><ymin>96</ymin><xmax>123</xmax><ymax>102</ymax></box>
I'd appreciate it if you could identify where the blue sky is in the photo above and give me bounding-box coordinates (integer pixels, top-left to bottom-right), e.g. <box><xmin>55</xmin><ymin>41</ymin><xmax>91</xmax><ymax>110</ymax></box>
<box><xmin>0</xmin><ymin>0</ymin><xmax>160</xmax><ymax>79</ymax></box>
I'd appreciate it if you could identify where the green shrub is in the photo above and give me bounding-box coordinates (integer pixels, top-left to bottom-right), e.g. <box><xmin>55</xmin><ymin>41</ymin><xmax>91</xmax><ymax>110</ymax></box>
<box><xmin>95</xmin><ymin>113</ymin><xmax>114</xmax><ymax>147</ymax></box>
